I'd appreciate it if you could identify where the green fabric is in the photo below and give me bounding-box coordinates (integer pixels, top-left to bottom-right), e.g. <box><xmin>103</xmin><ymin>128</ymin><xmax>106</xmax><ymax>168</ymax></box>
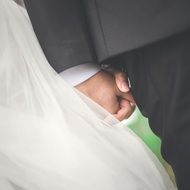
<box><xmin>124</xmin><ymin>108</ymin><xmax>175</xmax><ymax>183</ymax></box>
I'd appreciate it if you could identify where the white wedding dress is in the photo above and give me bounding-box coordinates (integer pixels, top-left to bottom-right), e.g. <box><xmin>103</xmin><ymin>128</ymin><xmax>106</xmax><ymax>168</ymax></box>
<box><xmin>0</xmin><ymin>0</ymin><xmax>176</xmax><ymax>189</ymax></box>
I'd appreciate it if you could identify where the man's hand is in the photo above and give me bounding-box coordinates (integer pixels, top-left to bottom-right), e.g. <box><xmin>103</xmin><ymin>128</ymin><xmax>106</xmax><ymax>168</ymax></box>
<box><xmin>75</xmin><ymin>70</ymin><xmax>135</xmax><ymax>121</ymax></box>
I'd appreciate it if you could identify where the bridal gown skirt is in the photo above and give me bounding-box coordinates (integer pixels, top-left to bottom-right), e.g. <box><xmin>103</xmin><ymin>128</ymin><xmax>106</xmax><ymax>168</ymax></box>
<box><xmin>0</xmin><ymin>0</ymin><xmax>176</xmax><ymax>189</ymax></box>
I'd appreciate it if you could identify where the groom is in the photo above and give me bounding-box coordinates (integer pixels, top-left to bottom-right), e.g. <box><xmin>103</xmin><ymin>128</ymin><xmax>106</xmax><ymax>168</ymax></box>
<box><xmin>23</xmin><ymin>0</ymin><xmax>135</xmax><ymax>121</ymax></box>
<box><xmin>24</xmin><ymin>0</ymin><xmax>190</xmax><ymax>189</ymax></box>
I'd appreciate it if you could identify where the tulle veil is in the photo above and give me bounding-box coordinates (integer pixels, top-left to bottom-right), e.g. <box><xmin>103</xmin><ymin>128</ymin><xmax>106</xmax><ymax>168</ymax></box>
<box><xmin>0</xmin><ymin>0</ymin><xmax>176</xmax><ymax>189</ymax></box>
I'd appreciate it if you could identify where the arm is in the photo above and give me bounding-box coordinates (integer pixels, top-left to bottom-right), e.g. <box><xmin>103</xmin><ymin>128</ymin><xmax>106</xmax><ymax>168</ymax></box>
<box><xmin>24</xmin><ymin>0</ymin><xmax>95</xmax><ymax>72</ymax></box>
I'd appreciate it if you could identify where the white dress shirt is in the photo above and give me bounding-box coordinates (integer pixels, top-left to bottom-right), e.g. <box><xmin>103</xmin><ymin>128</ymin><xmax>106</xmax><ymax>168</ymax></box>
<box><xmin>59</xmin><ymin>63</ymin><xmax>101</xmax><ymax>86</ymax></box>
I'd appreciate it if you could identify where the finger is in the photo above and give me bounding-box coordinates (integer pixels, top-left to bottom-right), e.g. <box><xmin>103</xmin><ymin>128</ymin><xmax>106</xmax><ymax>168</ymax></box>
<box><xmin>117</xmin><ymin>91</ymin><xmax>136</xmax><ymax>105</ymax></box>
<box><xmin>113</xmin><ymin>99</ymin><xmax>136</xmax><ymax>121</ymax></box>
<box><xmin>114</xmin><ymin>102</ymin><xmax>135</xmax><ymax>121</ymax></box>
<box><xmin>114</xmin><ymin>72</ymin><xmax>130</xmax><ymax>93</ymax></box>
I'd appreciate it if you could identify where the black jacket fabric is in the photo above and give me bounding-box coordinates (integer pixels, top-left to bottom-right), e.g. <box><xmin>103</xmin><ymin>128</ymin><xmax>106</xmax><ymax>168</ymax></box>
<box><xmin>85</xmin><ymin>0</ymin><xmax>190</xmax><ymax>61</ymax></box>
<box><xmin>24</xmin><ymin>0</ymin><xmax>96</xmax><ymax>73</ymax></box>
<box><xmin>24</xmin><ymin>0</ymin><xmax>190</xmax><ymax>70</ymax></box>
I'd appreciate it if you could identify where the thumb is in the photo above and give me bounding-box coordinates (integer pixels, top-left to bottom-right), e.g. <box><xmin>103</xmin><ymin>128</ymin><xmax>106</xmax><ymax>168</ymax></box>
<box><xmin>115</xmin><ymin>72</ymin><xmax>130</xmax><ymax>92</ymax></box>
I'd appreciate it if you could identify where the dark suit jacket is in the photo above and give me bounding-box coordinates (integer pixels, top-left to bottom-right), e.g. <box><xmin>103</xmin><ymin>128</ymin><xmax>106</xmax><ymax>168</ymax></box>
<box><xmin>25</xmin><ymin>0</ymin><xmax>190</xmax><ymax>70</ymax></box>
<box><xmin>24</xmin><ymin>0</ymin><xmax>96</xmax><ymax>72</ymax></box>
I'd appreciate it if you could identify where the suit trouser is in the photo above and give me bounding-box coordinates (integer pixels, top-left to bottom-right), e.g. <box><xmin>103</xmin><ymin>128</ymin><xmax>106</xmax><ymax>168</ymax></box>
<box><xmin>123</xmin><ymin>29</ymin><xmax>190</xmax><ymax>190</ymax></box>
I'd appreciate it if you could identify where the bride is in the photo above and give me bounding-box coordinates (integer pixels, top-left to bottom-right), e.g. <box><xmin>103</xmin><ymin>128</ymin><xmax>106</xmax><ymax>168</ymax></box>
<box><xmin>0</xmin><ymin>0</ymin><xmax>176</xmax><ymax>189</ymax></box>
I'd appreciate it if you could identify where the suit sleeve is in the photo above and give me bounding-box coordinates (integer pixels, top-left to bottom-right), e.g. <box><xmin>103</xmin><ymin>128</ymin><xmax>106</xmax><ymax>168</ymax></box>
<box><xmin>24</xmin><ymin>0</ymin><xmax>96</xmax><ymax>73</ymax></box>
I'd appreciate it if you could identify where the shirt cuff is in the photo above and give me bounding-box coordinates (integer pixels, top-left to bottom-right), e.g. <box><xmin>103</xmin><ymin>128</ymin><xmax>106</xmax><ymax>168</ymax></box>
<box><xmin>59</xmin><ymin>63</ymin><xmax>101</xmax><ymax>86</ymax></box>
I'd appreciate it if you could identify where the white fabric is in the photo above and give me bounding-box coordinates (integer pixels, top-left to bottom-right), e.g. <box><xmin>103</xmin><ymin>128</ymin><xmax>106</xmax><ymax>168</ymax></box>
<box><xmin>0</xmin><ymin>0</ymin><xmax>176</xmax><ymax>190</ymax></box>
<box><xmin>59</xmin><ymin>63</ymin><xmax>101</xmax><ymax>86</ymax></box>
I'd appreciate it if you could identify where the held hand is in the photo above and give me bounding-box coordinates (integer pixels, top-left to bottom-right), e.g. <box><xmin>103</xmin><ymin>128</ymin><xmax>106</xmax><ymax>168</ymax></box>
<box><xmin>75</xmin><ymin>70</ymin><xmax>135</xmax><ymax>121</ymax></box>
<box><xmin>113</xmin><ymin>71</ymin><xmax>136</xmax><ymax>120</ymax></box>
